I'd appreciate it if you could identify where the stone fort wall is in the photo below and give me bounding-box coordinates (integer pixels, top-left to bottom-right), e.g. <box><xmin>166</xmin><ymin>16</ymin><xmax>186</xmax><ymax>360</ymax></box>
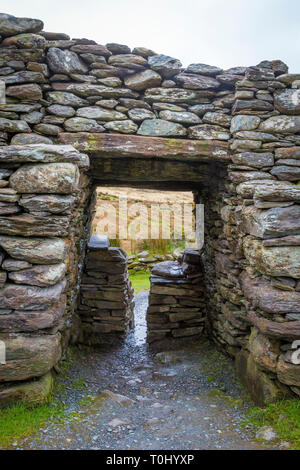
<box><xmin>0</xmin><ymin>12</ymin><xmax>299</xmax><ymax>406</ymax></box>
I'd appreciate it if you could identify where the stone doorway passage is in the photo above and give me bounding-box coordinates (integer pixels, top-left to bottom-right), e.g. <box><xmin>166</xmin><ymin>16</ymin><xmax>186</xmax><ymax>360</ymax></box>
<box><xmin>72</xmin><ymin>144</ymin><xmax>228</xmax><ymax>353</ymax></box>
<box><xmin>78</xmin><ymin>185</ymin><xmax>202</xmax><ymax>346</ymax></box>
<box><xmin>0</xmin><ymin>134</ymin><xmax>299</xmax><ymax>407</ymax></box>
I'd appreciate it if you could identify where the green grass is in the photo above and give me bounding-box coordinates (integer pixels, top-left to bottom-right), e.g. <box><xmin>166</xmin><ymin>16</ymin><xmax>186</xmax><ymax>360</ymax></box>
<box><xmin>244</xmin><ymin>399</ymin><xmax>300</xmax><ymax>449</ymax></box>
<box><xmin>0</xmin><ymin>401</ymin><xmax>65</xmax><ymax>449</ymax></box>
<box><xmin>129</xmin><ymin>271</ymin><xmax>150</xmax><ymax>293</ymax></box>
<box><xmin>140</xmin><ymin>239</ymin><xmax>186</xmax><ymax>256</ymax></box>
<box><xmin>0</xmin><ymin>351</ymin><xmax>76</xmax><ymax>449</ymax></box>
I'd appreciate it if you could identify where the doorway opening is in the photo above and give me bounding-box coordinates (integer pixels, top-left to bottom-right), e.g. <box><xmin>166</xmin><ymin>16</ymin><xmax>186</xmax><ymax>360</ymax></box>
<box><xmin>87</xmin><ymin>185</ymin><xmax>198</xmax><ymax>347</ymax></box>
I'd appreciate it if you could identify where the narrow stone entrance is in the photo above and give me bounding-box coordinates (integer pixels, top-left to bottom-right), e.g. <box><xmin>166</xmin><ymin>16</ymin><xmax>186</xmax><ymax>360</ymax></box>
<box><xmin>78</xmin><ymin>183</ymin><xmax>208</xmax><ymax>348</ymax></box>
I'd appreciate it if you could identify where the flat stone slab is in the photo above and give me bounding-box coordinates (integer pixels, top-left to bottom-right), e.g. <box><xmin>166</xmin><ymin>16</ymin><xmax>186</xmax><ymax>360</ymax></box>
<box><xmin>58</xmin><ymin>132</ymin><xmax>230</xmax><ymax>162</ymax></box>
<box><xmin>0</xmin><ymin>236</ymin><xmax>68</xmax><ymax>264</ymax></box>
<box><xmin>0</xmin><ymin>334</ymin><xmax>61</xmax><ymax>382</ymax></box>
<box><xmin>88</xmin><ymin>235</ymin><xmax>110</xmax><ymax>249</ymax></box>
<box><xmin>0</xmin><ymin>144</ymin><xmax>89</xmax><ymax>168</ymax></box>
<box><xmin>0</xmin><ymin>13</ymin><xmax>43</xmax><ymax>36</ymax></box>
<box><xmin>183</xmin><ymin>249</ymin><xmax>202</xmax><ymax>265</ymax></box>
<box><xmin>152</xmin><ymin>261</ymin><xmax>185</xmax><ymax>279</ymax></box>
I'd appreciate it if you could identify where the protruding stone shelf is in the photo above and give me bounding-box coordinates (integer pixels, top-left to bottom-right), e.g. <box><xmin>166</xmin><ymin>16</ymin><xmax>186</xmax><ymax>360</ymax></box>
<box><xmin>58</xmin><ymin>133</ymin><xmax>230</xmax><ymax>162</ymax></box>
<box><xmin>248</xmin><ymin>311</ymin><xmax>300</xmax><ymax>340</ymax></box>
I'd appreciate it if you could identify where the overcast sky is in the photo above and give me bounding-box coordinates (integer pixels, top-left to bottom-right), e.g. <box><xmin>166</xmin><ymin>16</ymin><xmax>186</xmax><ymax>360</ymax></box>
<box><xmin>1</xmin><ymin>0</ymin><xmax>299</xmax><ymax>72</ymax></box>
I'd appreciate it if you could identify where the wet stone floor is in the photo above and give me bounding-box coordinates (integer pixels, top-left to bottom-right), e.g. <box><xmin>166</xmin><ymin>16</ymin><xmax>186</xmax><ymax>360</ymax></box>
<box><xmin>10</xmin><ymin>292</ymin><xmax>268</xmax><ymax>450</ymax></box>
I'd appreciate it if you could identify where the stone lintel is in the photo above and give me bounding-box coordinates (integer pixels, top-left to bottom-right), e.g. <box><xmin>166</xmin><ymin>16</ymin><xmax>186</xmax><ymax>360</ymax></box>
<box><xmin>58</xmin><ymin>132</ymin><xmax>230</xmax><ymax>163</ymax></box>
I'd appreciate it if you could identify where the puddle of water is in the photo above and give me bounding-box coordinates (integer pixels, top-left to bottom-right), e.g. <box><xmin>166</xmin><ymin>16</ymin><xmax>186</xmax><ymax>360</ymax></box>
<box><xmin>132</xmin><ymin>291</ymin><xmax>148</xmax><ymax>346</ymax></box>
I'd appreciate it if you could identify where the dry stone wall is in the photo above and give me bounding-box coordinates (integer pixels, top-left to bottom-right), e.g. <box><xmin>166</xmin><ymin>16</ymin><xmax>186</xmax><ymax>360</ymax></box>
<box><xmin>147</xmin><ymin>250</ymin><xmax>205</xmax><ymax>344</ymax></box>
<box><xmin>0</xmin><ymin>12</ymin><xmax>298</xmax><ymax>405</ymax></box>
<box><xmin>0</xmin><ymin>144</ymin><xmax>92</xmax><ymax>407</ymax></box>
<box><xmin>79</xmin><ymin>235</ymin><xmax>134</xmax><ymax>345</ymax></box>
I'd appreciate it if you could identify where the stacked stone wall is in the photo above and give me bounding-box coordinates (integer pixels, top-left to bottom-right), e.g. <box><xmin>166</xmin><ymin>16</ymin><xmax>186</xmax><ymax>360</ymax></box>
<box><xmin>147</xmin><ymin>250</ymin><xmax>205</xmax><ymax>343</ymax></box>
<box><xmin>0</xmin><ymin>144</ymin><xmax>91</xmax><ymax>406</ymax></box>
<box><xmin>79</xmin><ymin>235</ymin><xmax>134</xmax><ymax>345</ymax></box>
<box><xmin>0</xmin><ymin>12</ymin><xmax>298</xmax><ymax>405</ymax></box>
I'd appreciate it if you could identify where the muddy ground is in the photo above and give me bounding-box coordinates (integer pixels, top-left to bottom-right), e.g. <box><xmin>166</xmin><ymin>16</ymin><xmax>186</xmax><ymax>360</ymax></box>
<box><xmin>10</xmin><ymin>292</ymin><xmax>268</xmax><ymax>450</ymax></box>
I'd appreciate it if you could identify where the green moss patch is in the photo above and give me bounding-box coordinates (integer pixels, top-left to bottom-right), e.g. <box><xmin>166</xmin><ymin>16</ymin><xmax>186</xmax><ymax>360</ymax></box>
<box><xmin>0</xmin><ymin>400</ymin><xmax>65</xmax><ymax>449</ymax></box>
<box><xmin>244</xmin><ymin>399</ymin><xmax>300</xmax><ymax>449</ymax></box>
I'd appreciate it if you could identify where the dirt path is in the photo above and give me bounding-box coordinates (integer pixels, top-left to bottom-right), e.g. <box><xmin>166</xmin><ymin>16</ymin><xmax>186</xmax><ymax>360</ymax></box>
<box><xmin>11</xmin><ymin>292</ymin><xmax>268</xmax><ymax>450</ymax></box>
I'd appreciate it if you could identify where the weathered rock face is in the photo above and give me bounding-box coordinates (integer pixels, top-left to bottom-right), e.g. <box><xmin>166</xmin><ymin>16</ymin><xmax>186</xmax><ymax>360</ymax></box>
<box><xmin>240</xmin><ymin>206</ymin><xmax>300</xmax><ymax>239</ymax></box>
<box><xmin>270</xmin><ymin>165</ymin><xmax>300</xmax><ymax>181</ymax></box>
<box><xmin>235</xmin><ymin>350</ymin><xmax>286</xmax><ymax>406</ymax></box>
<box><xmin>47</xmin><ymin>48</ymin><xmax>88</xmax><ymax>74</ymax></box>
<box><xmin>254</xmin><ymin>183</ymin><xmax>300</xmax><ymax>202</ymax></box>
<box><xmin>47</xmin><ymin>105</ymin><xmax>76</xmax><ymax>118</ymax></box>
<box><xmin>0</xmin><ymin>118</ymin><xmax>30</xmax><ymax>133</ymax></box>
<box><xmin>259</xmin><ymin>116</ymin><xmax>300</xmax><ymax>133</ymax></box>
<box><xmin>249</xmin><ymin>328</ymin><xmax>280</xmax><ymax>373</ymax></box>
<box><xmin>128</xmin><ymin>108</ymin><xmax>155</xmax><ymax>121</ymax></box>
<box><xmin>5</xmin><ymin>79</ymin><xmax>44</xmax><ymax>102</ymax></box>
<box><xmin>0</xmin><ymin>213</ymin><xmax>70</xmax><ymax>237</ymax></box>
<box><xmin>0</xmin><ymin>372</ymin><xmax>53</xmax><ymax>408</ymax></box>
<box><xmin>243</xmin><ymin>237</ymin><xmax>300</xmax><ymax>278</ymax></box>
<box><xmin>0</xmin><ymin>144</ymin><xmax>89</xmax><ymax>167</ymax></box>
<box><xmin>59</xmin><ymin>132</ymin><xmax>229</xmax><ymax>162</ymax></box>
<box><xmin>47</xmin><ymin>91</ymin><xmax>87</xmax><ymax>107</ymax></box>
<box><xmin>104</xmin><ymin>120</ymin><xmax>138</xmax><ymax>133</ymax></box>
<box><xmin>2</xmin><ymin>33</ymin><xmax>46</xmax><ymax>49</ymax></box>
<box><xmin>124</xmin><ymin>69</ymin><xmax>162</xmax><ymax>90</ymax></box>
<box><xmin>76</xmin><ymin>106</ymin><xmax>126</xmax><ymax>121</ymax></box>
<box><xmin>19</xmin><ymin>195</ymin><xmax>75</xmax><ymax>213</ymax></box>
<box><xmin>202</xmin><ymin>112</ymin><xmax>231</xmax><ymax>127</ymax></box>
<box><xmin>137</xmin><ymin>119</ymin><xmax>187</xmax><ymax>137</ymax></box>
<box><xmin>2</xmin><ymin>280</ymin><xmax>66</xmax><ymax>310</ymax></box>
<box><xmin>233</xmin><ymin>99</ymin><xmax>273</xmax><ymax>113</ymax></box>
<box><xmin>277</xmin><ymin>356</ymin><xmax>300</xmax><ymax>387</ymax></box>
<box><xmin>230</xmin><ymin>115</ymin><xmax>261</xmax><ymax>133</ymax></box>
<box><xmin>175</xmin><ymin>73</ymin><xmax>220</xmax><ymax>90</ymax></box>
<box><xmin>0</xmin><ymin>48</ymin><xmax>44</xmax><ymax>63</ymax></box>
<box><xmin>189</xmin><ymin>124</ymin><xmax>230</xmax><ymax>140</ymax></box>
<box><xmin>231</xmin><ymin>152</ymin><xmax>274</xmax><ymax>168</ymax></box>
<box><xmin>11</xmin><ymin>134</ymin><xmax>53</xmax><ymax>145</ymax></box>
<box><xmin>144</xmin><ymin>87</ymin><xmax>214</xmax><ymax>103</ymax></box>
<box><xmin>8</xmin><ymin>263</ymin><xmax>67</xmax><ymax>287</ymax></box>
<box><xmin>0</xmin><ymin>11</ymin><xmax>298</xmax><ymax>407</ymax></box>
<box><xmin>236</xmin><ymin>180</ymin><xmax>292</xmax><ymax>199</ymax></box>
<box><xmin>2</xmin><ymin>259</ymin><xmax>32</xmax><ymax>271</ymax></box>
<box><xmin>274</xmin><ymin>89</ymin><xmax>300</xmax><ymax>114</ymax></box>
<box><xmin>10</xmin><ymin>162</ymin><xmax>79</xmax><ymax>194</ymax></box>
<box><xmin>159</xmin><ymin>110</ymin><xmax>201</xmax><ymax>124</ymax></box>
<box><xmin>0</xmin><ymin>334</ymin><xmax>61</xmax><ymax>382</ymax></box>
<box><xmin>240</xmin><ymin>272</ymin><xmax>300</xmax><ymax>314</ymax></box>
<box><xmin>4</xmin><ymin>70</ymin><xmax>45</xmax><ymax>85</ymax></box>
<box><xmin>186</xmin><ymin>63</ymin><xmax>223</xmax><ymax>76</ymax></box>
<box><xmin>64</xmin><ymin>117</ymin><xmax>104</xmax><ymax>133</ymax></box>
<box><xmin>0</xmin><ymin>13</ymin><xmax>43</xmax><ymax>36</ymax></box>
<box><xmin>0</xmin><ymin>236</ymin><xmax>68</xmax><ymax>264</ymax></box>
<box><xmin>148</xmin><ymin>54</ymin><xmax>182</xmax><ymax>78</ymax></box>
<box><xmin>152</xmin><ymin>261</ymin><xmax>185</xmax><ymax>279</ymax></box>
